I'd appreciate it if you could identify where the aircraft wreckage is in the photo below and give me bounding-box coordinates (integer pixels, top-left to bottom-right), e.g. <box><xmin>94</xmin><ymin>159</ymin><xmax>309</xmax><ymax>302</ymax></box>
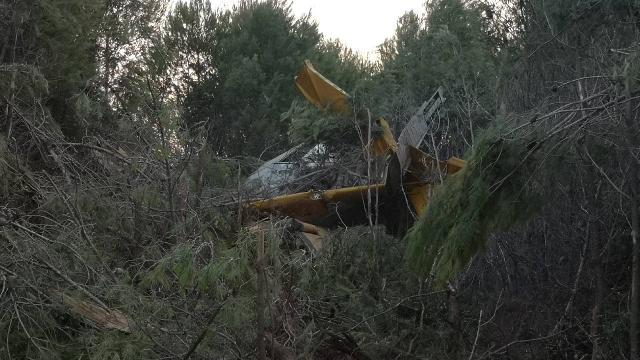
<box><xmin>246</xmin><ymin>60</ymin><xmax>464</xmax><ymax>252</ymax></box>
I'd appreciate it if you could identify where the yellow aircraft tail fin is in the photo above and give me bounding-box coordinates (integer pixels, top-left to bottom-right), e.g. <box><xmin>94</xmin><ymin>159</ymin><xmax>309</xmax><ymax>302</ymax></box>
<box><xmin>295</xmin><ymin>60</ymin><xmax>351</xmax><ymax>115</ymax></box>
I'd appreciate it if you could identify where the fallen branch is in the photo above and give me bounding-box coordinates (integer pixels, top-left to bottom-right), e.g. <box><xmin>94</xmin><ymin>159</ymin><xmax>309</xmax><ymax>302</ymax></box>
<box><xmin>49</xmin><ymin>289</ymin><xmax>131</xmax><ymax>333</ymax></box>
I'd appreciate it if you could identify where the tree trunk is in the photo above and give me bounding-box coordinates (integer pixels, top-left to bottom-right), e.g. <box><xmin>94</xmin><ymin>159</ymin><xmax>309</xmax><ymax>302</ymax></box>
<box><xmin>103</xmin><ymin>33</ymin><xmax>112</xmax><ymax>97</ymax></box>
<box><xmin>195</xmin><ymin>145</ymin><xmax>207</xmax><ymax>201</ymax></box>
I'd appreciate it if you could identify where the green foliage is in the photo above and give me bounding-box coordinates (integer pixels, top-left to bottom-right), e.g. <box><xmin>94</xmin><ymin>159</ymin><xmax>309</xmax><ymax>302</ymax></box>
<box><xmin>404</xmin><ymin>125</ymin><xmax>541</xmax><ymax>285</ymax></box>
<box><xmin>285</xmin><ymin>100</ymin><xmax>358</xmax><ymax>145</ymax></box>
<box><xmin>0</xmin><ymin>307</ymin><xmax>60</xmax><ymax>359</ymax></box>
<box><xmin>99</xmin><ymin>0</ymin><xmax>168</xmax><ymax>95</ymax></box>
<box><xmin>176</xmin><ymin>1</ymin><xmax>372</xmax><ymax>157</ymax></box>
<box><xmin>131</xmin><ymin>185</ymin><xmax>166</xmax><ymax>209</ymax></box>
<box><xmin>308</xmin><ymin>39</ymin><xmax>373</xmax><ymax>94</ymax></box>
<box><xmin>0</xmin><ymin>0</ymin><xmax>135</xmax><ymax>139</ymax></box>
<box><xmin>142</xmin><ymin>233</ymin><xmax>254</xmax><ymax>296</ymax></box>
<box><xmin>203</xmin><ymin>159</ymin><xmax>235</xmax><ymax>188</ymax></box>
<box><xmin>173</xmin><ymin>244</ymin><xmax>197</xmax><ymax>288</ymax></box>
<box><xmin>217</xmin><ymin>294</ymin><xmax>255</xmax><ymax>329</ymax></box>
<box><xmin>291</xmin><ymin>226</ymin><xmax>453</xmax><ymax>358</ymax></box>
<box><xmin>540</xmin><ymin>0</ymin><xmax>640</xmax><ymax>34</ymax></box>
<box><xmin>179</xmin><ymin>0</ymin><xmax>322</xmax><ymax>156</ymax></box>
<box><xmin>143</xmin><ymin>258</ymin><xmax>172</xmax><ymax>289</ymax></box>
<box><xmin>36</xmin><ymin>0</ymin><xmax>105</xmax><ymax>138</ymax></box>
<box><xmin>87</xmin><ymin>331</ymin><xmax>151</xmax><ymax>360</ymax></box>
<box><xmin>0</xmin><ymin>64</ymin><xmax>49</xmax><ymax>100</ymax></box>
<box><xmin>372</xmin><ymin>0</ymin><xmax>497</xmax><ymax>150</ymax></box>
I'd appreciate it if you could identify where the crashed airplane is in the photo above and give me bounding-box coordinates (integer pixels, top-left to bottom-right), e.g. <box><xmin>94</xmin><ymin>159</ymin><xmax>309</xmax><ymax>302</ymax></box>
<box><xmin>246</xmin><ymin>60</ymin><xmax>464</xmax><ymax>252</ymax></box>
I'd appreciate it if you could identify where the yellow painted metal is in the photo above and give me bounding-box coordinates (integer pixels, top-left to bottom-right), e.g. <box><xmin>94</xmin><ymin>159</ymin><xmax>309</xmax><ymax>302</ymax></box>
<box><xmin>301</xmin><ymin>232</ymin><xmax>324</xmax><ymax>253</ymax></box>
<box><xmin>299</xmin><ymin>221</ymin><xmax>328</xmax><ymax>237</ymax></box>
<box><xmin>406</xmin><ymin>183</ymin><xmax>431</xmax><ymax>217</ymax></box>
<box><xmin>249</xmin><ymin>184</ymin><xmax>384</xmax><ymax>222</ymax></box>
<box><xmin>370</xmin><ymin>117</ymin><xmax>399</xmax><ymax>156</ymax></box>
<box><xmin>322</xmin><ymin>184</ymin><xmax>384</xmax><ymax>201</ymax></box>
<box><xmin>296</xmin><ymin>220</ymin><xmax>329</xmax><ymax>253</ymax></box>
<box><xmin>295</xmin><ymin>60</ymin><xmax>351</xmax><ymax>115</ymax></box>
<box><xmin>249</xmin><ymin>148</ymin><xmax>465</xmax><ymax>223</ymax></box>
<box><xmin>251</xmin><ymin>61</ymin><xmax>468</xmax><ymax>230</ymax></box>
<box><xmin>402</xmin><ymin>147</ymin><xmax>465</xmax><ymax>216</ymax></box>
<box><xmin>407</xmin><ymin>146</ymin><xmax>465</xmax><ymax>177</ymax></box>
<box><xmin>446</xmin><ymin>156</ymin><xmax>466</xmax><ymax>172</ymax></box>
<box><xmin>294</xmin><ymin>61</ymin><xmax>399</xmax><ymax>158</ymax></box>
<box><xmin>250</xmin><ymin>191</ymin><xmax>329</xmax><ymax>221</ymax></box>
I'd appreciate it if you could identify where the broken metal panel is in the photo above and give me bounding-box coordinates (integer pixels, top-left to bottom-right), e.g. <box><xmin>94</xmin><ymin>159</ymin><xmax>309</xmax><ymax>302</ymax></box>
<box><xmin>246</xmin><ymin>144</ymin><xmax>304</xmax><ymax>191</ymax></box>
<box><xmin>297</xmin><ymin>220</ymin><xmax>327</xmax><ymax>236</ymax></box>
<box><xmin>396</xmin><ymin>87</ymin><xmax>446</xmax><ymax>171</ymax></box>
<box><xmin>246</xmin><ymin>144</ymin><xmax>335</xmax><ymax>194</ymax></box>
<box><xmin>295</xmin><ymin>60</ymin><xmax>351</xmax><ymax>115</ymax></box>
<box><xmin>301</xmin><ymin>232</ymin><xmax>324</xmax><ymax>254</ymax></box>
<box><xmin>282</xmin><ymin>218</ymin><xmax>330</xmax><ymax>254</ymax></box>
<box><xmin>300</xmin><ymin>143</ymin><xmax>332</xmax><ymax>169</ymax></box>
<box><xmin>297</xmin><ymin>220</ymin><xmax>329</xmax><ymax>254</ymax></box>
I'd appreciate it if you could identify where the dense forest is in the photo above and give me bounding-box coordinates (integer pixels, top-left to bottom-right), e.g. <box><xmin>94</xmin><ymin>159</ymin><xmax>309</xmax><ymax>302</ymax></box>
<box><xmin>1</xmin><ymin>0</ymin><xmax>640</xmax><ymax>358</ymax></box>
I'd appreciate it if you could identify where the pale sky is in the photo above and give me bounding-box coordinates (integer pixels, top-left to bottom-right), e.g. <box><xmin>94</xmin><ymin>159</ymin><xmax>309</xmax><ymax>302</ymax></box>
<box><xmin>202</xmin><ymin>0</ymin><xmax>427</xmax><ymax>60</ymax></box>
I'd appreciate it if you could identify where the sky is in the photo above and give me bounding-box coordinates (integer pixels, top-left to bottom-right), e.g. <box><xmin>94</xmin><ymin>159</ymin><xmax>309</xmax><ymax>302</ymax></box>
<box><xmin>202</xmin><ymin>0</ymin><xmax>427</xmax><ymax>59</ymax></box>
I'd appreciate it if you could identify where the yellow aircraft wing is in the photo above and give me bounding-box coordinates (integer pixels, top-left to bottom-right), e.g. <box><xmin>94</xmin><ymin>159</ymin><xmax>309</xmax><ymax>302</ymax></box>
<box><xmin>249</xmin><ymin>151</ymin><xmax>466</xmax><ymax>224</ymax></box>
<box><xmin>250</xmin><ymin>184</ymin><xmax>384</xmax><ymax>223</ymax></box>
